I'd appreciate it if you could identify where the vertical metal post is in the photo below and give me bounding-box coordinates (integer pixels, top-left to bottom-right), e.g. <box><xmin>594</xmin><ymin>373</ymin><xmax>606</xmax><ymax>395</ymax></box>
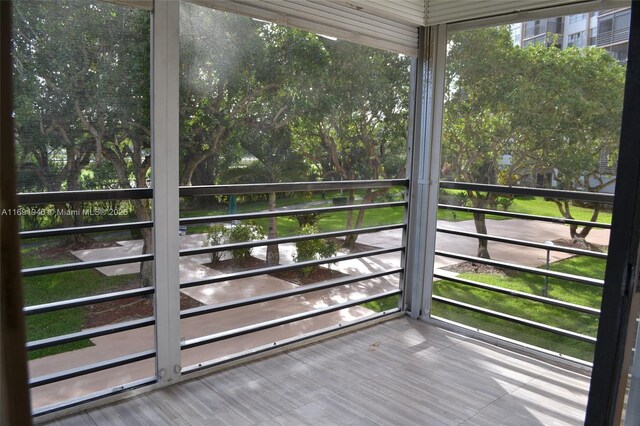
<box><xmin>624</xmin><ymin>317</ymin><xmax>640</xmax><ymax>426</ymax></box>
<box><xmin>585</xmin><ymin>3</ymin><xmax>640</xmax><ymax>424</ymax></box>
<box><xmin>404</xmin><ymin>24</ymin><xmax>447</xmax><ymax>319</ymax></box>
<box><xmin>152</xmin><ymin>0</ymin><xmax>182</xmax><ymax>385</ymax></box>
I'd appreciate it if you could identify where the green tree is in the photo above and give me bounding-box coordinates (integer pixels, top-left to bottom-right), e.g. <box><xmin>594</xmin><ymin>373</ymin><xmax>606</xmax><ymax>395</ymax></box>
<box><xmin>13</xmin><ymin>1</ymin><xmax>153</xmax><ymax>283</ymax></box>
<box><xmin>294</xmin><ymin>40</ymin><xmax>410</xmax><ymax>250</ymax></box>
<box><xmin>442</xmin><ymin>27</ymin><xmax>625</xmax><ymax>257</ymax></box>
<box><xmin>510</xmin><ymin>44</ymin><xmax>624</xmax><ymax>241</ymax></box>
<box><xmin>225</xmin><ymin>127</ymin><xmax>308</xmax><ymax>265</ymax></box>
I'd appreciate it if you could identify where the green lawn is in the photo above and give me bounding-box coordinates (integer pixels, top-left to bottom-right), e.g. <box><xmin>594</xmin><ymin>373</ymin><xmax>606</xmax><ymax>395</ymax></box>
<box><xmin>438</xmin><ymin>191</ymin><xmax>612</xmax><ymax>224</ymax></box>
<box><xmin>433</xmin><ymin>256</ymin><xmax>606</xmax><ymax>361</ymax></box>
<box><xmin>362</xmin><ymin>294</ymin><xmax>400</xmax><ymax>312</ymax></box>
<box><xmin>22</xmin><ymin>247</ymin><xmax>138</xmax><ymax>359</ymax></box>
<box><xmin>509</xmin><ymin>196</ymin><xmax>612</xmax><ymax>224</ymax></box>
<box><xmin>189</xmin><ymin>204</ymin><xmax>406</xmax><ymax>238</ymax></box>
<box><xmin>252</xmin><ymin>206</ymin><xmax>405</xmax><ymax>238</ymax></box>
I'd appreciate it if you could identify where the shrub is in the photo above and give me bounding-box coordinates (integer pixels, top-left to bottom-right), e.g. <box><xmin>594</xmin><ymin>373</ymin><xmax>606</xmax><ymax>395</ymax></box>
<box><xmin>293</xmin><ymin>225</ymin><xmax>337</xmax><ymax>277</ymax></box>
<box><xmin>455</xmin><ymin>192</ymin><xmax>471</xmax><ymax>207</ymax></box>
<box><xmin>495</xmin><ymin>196</ymin><xmax>514</xmax><ymax>211</ymax></box>
<box><xmin>374</xmin><ymin>191</ymin><xmax>397</xmax><ymax>203</ymax></box>
<box><xmin>290</xmin><ymin>212</ymin><xmax>324</xmax><ymax>228</ymax></box>
<box><xmin>203</xmin><ymin>224</ymin><xmax>230</xmax><ymax>263</ymax></box>
<box><xmin>228</xmin><ymin>221</ymin><xmax>265</xmax><ymax>263</ymax></box>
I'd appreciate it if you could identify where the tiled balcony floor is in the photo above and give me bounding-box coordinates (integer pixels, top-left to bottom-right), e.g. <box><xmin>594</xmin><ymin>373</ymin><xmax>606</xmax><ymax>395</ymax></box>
<box><xmin>43</xmin><ymin>317</ymin><xmax>590</xmax><ymax>425</ymax></box>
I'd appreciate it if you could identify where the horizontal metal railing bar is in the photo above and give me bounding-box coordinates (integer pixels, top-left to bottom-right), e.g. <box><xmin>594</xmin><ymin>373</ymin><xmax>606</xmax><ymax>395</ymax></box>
<box><xmin>24</xmin><ymin>287</ymin><xmax>155</xmax><ymax>316</ymax></box>
<box><xmin>439</xmin><ymin>204</ymin><xmax>611</xmax><ymax>229</ymax></box>
<box><xmin>435</xmin><ymin>250</ymin><xmax>604</xmax><ymax>287</ymax></box>
<box><xmin>181</xmin><ymin>289</ymin><xmax>401</xmax><ymax>350</ymax></box>
<box><xmin>32</xmin><ymin>377</ymin><xmax>158</xmax><ymax>418</ymax></box>
<box><xmin>29</xmin><ymin>350</ymin><xmax>156</xmax><ymax>388</ymax></box>
<box><xmin>17</xmin><ymin>188</ymin><xmax>153</xmax><ymax>205</ymax></box>
<box><xmin>20</xmin><ymin>221</ymin><xmax>154</xmax><ymax>239</ymax></box>
<box><xmin>180</xmin><ymin>201</ymin><xmax>406</xmax><ymax>226</ymax></box>
<box><xmin>179</xmin><ymin>179</ymin><xmax>409</xmax><ymax>197</ymax></box>
<box><xmin>440</xmin><ymin>181</ymin><xmax>615</xmax><ymax>203</ymax></box>
<box><xmin>22</xmin><ymin>254</ymin><xmax>154</xmax><ymax>277</ymax></box>
<box><xmin>433</xmin><ymin>296</ymin><xmax>597</xmax><ymax>344</ymax></box>
<box><xmin>433</xmin><ymin>272</ymin><xmax>600</xmax><ymax>315</ymax></box>
<box><xmin>181</xmin><ymin>309</ymin><xmax>402</xmax><ymax>376</ymax></box>
<box><xmin>180</xmin><ymin>224</ymin><xmax>405</xmax><ymax>257</ymax></box>
<box><xmin>436</xmin><ymin>227</ymin><xmax>608</xmax><ymax>259</ymax></box>
<box><xmin>180</xmin><ymin>246</ymin><xmax>404</xmax><ymax>289</ymax></box>
<box><xmin>27</xmin><ymin>317</ymin><xmax>155</xmax><ymax>351</ymax></box>
<box><xmin>181</xmin><ymin>268</ymin><xmax>403</xmax><ymax>319</ymax></box>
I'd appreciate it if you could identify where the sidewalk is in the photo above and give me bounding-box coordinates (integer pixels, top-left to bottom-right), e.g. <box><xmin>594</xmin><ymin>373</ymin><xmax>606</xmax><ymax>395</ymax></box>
<box><xmin>355</xmin><ymin>218</ymin><xmax>610</xmax><ymax>270</ymax></box>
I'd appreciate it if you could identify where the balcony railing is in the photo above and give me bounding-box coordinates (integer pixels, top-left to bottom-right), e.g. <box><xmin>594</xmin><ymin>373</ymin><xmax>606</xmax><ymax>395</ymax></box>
<box><xmin>18</xmin><ymin>179</ymin><xmax>408</xmax><ymax>415</ymax></box>
<box><xmin>596</xmin><ymin>27</ymin><xmax>630</xmax><ymax>46</ymax></box>
<box><xmin>433</xmin><ymin>181</ymin><xmax>613</xmax><ymax>364</ymax></box>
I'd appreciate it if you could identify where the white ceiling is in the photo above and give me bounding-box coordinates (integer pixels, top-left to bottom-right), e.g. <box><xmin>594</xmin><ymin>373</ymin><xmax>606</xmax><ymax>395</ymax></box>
<box><xmin>107</xmin><ymin>0</ymin><xmax>632</xmax><ymax>56</ymax></box>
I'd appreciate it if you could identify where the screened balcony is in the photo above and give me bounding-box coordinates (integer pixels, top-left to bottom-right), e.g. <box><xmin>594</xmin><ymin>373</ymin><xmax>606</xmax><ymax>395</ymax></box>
<box><xmin>2</xmin><ymin>1</ymin><xmax>640</xmax><ymax>425</ymax></box>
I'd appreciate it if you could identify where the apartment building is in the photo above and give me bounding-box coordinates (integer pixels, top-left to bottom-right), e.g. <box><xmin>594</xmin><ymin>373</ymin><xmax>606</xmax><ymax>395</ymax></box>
<box><xmin>511</xmin><ymin>7</ymin><xmax>630</xmax><ymax>63</ymax></box>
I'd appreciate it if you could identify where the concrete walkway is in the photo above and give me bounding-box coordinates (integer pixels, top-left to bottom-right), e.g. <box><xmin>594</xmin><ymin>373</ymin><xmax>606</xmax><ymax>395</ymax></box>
<box><xmin>356</xmin><ymin>218</ymin><xmax>610</xmax><ymax>270</ymax></box>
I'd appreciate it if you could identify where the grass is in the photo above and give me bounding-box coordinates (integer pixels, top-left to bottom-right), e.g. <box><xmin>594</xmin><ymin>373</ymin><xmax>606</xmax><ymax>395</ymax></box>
<box><xmin>22</xmin><ymin>247</ymin><xmax>139</xmax><ymax>360</ymax></box>
<box><xmin>192</xmin><ymin>205</ymin><xmax>406</xmax><ymax>239</ymax></box>
<box><xmin>509</xmin><ymin>196</ymin><xmax>612</xmax><ymax>224</ymax></box>
<box><xmin>438</xmin><ymin>191</ymin><xmax>612</xmax><ymax>224</ymax></box>
<box><xmin>433</xmin><ymin>256</ymin><xmax>606</xmax><ymax>361</ymax></box>
<box><xmin>362</xmin><ymin>294</ymin><xmax>400</xmax><ymax>312</ymax></box>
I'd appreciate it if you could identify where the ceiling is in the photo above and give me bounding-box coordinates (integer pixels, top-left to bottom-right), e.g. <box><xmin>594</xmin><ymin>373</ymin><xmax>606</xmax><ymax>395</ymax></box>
<box><xmin>106</xmin><ymin>0</ymin><xmax>631</xmax><ymax>56</ymax></box>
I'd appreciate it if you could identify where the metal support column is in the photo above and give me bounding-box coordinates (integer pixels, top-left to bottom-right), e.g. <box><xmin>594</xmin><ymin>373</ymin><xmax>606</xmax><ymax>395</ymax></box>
<box><xmin>623</xmin><ymin>317</ymin><xmax>640</xmax><ymax>426</ymax></box>
<box><xmin>152</xmin><ymin>0</ymin><xmax>182</xmax><ymax>385</ymax></box>
<box><xmin>404</xmin><ymin>24</ymin><xmax>446</xmax><ymax>319</ymax></box>
<box><xmin>585</xmin><ymin>2</ymin><xmax>640</xmax><ymax>424</ymax></box>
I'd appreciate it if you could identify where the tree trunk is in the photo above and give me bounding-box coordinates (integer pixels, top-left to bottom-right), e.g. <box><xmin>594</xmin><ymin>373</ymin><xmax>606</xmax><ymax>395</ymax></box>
<box><xmin>342</xmin><ymin>190</ymin><xmax>357</xmax><ymax>250</ymax></box>
<box><xmin>131</xmin><ymin>198</ymin><xmax>153</xmax><ymax>286</ymax></box>
<box><xmin>53</xmin><ymin>202</ymin><xmax>87</xmax><ymax>245</ymax></box>
<box><xmin>266</xmin><ymin>191</ymin><xmax>279</xmax><ymax>265</ymax></box>
<box><xmin>139</xmin><ymin>227</ymin><xmax>153</xmax><ymax>286</ymax></box>
<box><xmin>473</xmin><ymin>212</ymin><xmax>490</xmax><ymax>259</ymax></box>
<box><xmin>553</xmin><ymin>198</ymin><xmax>600</xmax><ymax>242</ymax></box>
<box><xmin>343</xmin><ymin>189</ymin><xmax>384</xmax><ymax>250</ymax></box>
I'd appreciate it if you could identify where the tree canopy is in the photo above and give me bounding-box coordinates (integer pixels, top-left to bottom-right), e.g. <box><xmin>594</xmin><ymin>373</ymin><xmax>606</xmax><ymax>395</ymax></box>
<box><xmin>442</xmin><ymin>26</ymin><xmax>625</xmax><ymax>256</ymax></box>
<box><xmin>13</xmin><ymin>1</ymin><xmax>624</xmax><ymax>263</ymax></box>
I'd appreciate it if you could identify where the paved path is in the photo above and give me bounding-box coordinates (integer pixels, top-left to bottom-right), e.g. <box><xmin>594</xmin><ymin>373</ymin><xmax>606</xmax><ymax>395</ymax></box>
<box><xmin>356</xmin><ymin>218</ymin><xmax>610</xmax><ymax>270</ymax></box>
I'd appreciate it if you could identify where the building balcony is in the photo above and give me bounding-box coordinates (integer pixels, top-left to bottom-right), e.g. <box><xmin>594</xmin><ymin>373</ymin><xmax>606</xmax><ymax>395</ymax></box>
<box><xmin>3</xmin><ymin>1</ymin><xmax>639</xmax><ymax>424</ymax></box>
<box><xmin>21</xmin><ymin>181</ymin><xmax>611</xmax><ymax>424</ymax></box>
<box><xmin>42</xmin><ymin>317</ymin><xmax>591</xmax><ymax>426</ymax></box>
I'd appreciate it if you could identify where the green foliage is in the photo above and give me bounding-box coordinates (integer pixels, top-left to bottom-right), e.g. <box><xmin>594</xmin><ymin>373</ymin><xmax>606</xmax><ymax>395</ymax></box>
<box><xmin>433</xmin><ymin>255</ymin><xmax>605</xmax><ymax>361</ymax></box>
<box><xmin>361</xmin><ymin>294</ymin><xmax>399</xmax><ymax>313</ymax></box>
<box><xmin>21</xmin><ymin>247</ymin><xmax>138</xmax><ymax>359</ymax></box>
<box><xmin>293</xmin><ymin>225</ymin><xmax>337</xmax><ymax>276</ymax></box>
<box><xmin>13</xmin><ymin>0</ymin><xmax>151</xmax><ymax>194</ymax></box>
<box><xmin>494</xmin><ymin>196</ymin><xmax>513</xmax><ymax>211</ymax></box>
<box><xmin>442</xmin><ymin>26</ymin><xmax>625</xmax><ymax>249</ymax></box>
<box><xmin>228</xmin><ymin>222</ymin><xmax>265</xmax><ymax>263</ymax></box>
<box><xmin>455</xmin><ymin>192</ymin><xmax>471</xmax><ymax>207</ymax></box>
<box><xmin>290</xmin><ymin>212</ymin><xmax>324</xmax><ymax>228</ymax></box>
<box><xmin>204</xmin><ymin>224</ymin><xmax>230</xmax><ymax>263</ymax></box>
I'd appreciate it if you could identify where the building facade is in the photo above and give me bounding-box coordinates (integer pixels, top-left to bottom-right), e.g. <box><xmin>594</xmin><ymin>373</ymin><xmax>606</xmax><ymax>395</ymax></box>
<box><xmin>510</xmin><ymin>8</ymin><xmax>630</xmax><ymax>63</ymax></box>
